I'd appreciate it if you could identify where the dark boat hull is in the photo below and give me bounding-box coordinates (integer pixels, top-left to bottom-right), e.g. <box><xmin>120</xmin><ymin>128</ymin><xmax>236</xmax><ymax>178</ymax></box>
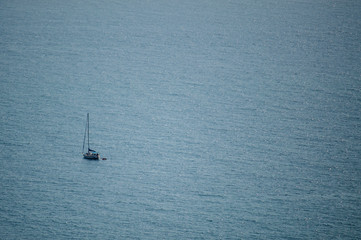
<box><xmin>83</xmin><ymin>153</ymin><xmax>99</xmax><ymax>160</ymax></box>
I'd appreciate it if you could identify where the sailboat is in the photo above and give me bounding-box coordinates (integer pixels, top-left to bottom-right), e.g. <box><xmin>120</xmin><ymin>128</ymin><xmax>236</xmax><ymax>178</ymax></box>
<box><xmin>82</xmin><ymin>113</ymin><xmax>100</xmax><ymax>160</ymax></box>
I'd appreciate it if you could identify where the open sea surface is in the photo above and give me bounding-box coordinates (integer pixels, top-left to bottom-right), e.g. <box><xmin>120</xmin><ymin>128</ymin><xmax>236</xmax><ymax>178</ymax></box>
<box><xmin>1</xmin><ymin>0</ymin><xmax>361</xmax><ymax>239</ymax></box>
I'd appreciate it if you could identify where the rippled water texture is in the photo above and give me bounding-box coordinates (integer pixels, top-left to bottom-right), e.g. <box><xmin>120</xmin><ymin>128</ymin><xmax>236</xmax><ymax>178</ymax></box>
<box><xmin>1</xmin><ymin>0</ymin><xmax>361</xmax><ymax>239</ymax></box>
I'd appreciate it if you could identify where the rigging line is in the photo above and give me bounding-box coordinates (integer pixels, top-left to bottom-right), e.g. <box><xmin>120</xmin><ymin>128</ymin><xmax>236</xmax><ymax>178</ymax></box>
<box><xmin>82</xmin><ymin>114</ymin><xmax>87</xmax><ymax>153</ymax></box>
<box><xmin>87</xmin><ymin>113</ymin><xmax>90</xmax><ymax>150</ymax></box>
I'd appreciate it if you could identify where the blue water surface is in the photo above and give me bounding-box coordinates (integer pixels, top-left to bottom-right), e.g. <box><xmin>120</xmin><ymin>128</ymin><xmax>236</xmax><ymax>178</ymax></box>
<box><xmin>1</xmin><ymin>0</ymin><xmax>361</xmax><ymax>239</ymax></box>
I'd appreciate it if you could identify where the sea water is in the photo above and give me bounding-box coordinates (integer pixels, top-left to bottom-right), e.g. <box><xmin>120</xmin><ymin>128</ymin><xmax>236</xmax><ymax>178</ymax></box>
<box><xmin>1</xmin><ymin>0</ymin><xmax>361</xmax><ymax>239</ymax></box>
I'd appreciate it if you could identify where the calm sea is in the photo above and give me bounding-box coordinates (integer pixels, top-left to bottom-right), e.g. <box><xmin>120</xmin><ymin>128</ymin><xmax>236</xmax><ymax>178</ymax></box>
<box><xmin>1</xmin><ymin>0</ymin><xmax>361</xmax><ymax>239</ymax></box>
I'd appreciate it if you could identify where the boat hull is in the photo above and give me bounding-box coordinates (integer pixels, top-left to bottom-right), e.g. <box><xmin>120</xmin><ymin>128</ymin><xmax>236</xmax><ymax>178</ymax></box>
<box><xmin>83</xmin><ymin>153</ymin><xmax>99</xmax><ymax>160</ymax></box>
